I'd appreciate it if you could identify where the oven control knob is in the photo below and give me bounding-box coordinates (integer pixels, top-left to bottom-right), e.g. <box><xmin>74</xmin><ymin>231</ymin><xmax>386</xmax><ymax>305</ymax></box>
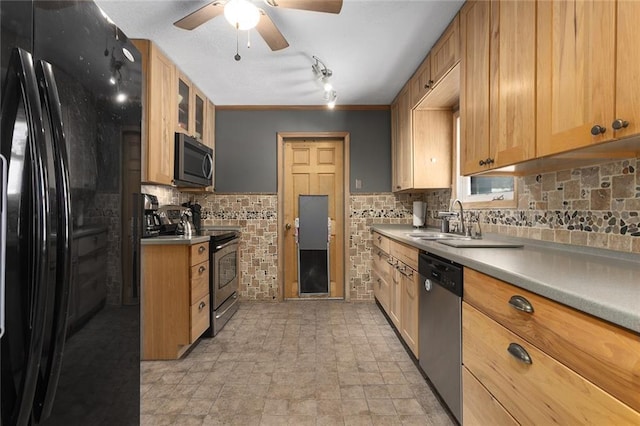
<box><xmin>424</xmin><ymin>278</ymin><xmax>432</xmax><ymax>292</ymax></box>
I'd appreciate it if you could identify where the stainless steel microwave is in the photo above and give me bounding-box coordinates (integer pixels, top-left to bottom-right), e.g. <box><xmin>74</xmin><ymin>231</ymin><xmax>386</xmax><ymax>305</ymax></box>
<box><xmin>174</xmin><ymin>133</ymin><xmax>213</xmax><ymax>187</ymax></box>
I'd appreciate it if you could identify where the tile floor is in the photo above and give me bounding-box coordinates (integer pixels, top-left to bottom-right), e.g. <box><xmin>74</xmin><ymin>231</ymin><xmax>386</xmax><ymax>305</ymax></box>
<box><xmin>141</xmin><ymin>301</ymin><xmax>455</xmax><ymax>426</ymax></box>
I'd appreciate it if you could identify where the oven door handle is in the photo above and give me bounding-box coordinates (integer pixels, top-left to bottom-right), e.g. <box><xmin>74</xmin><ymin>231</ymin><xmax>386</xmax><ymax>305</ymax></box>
<box><xmin>215</xmin><ymin>239</ymin><xmax>238</xmax><ymax>251</ymax></box>
<box><xmin>215</xmin><ymin>294</ymin><xmax>238</xmax><ymax>319</ymax></box>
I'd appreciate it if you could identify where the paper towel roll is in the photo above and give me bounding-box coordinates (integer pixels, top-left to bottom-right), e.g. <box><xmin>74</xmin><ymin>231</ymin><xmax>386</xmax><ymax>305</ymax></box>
<box><xmin>413</xmin><ymin>201</ymin><xmax>426</xmax><ymax>227</ymax></box>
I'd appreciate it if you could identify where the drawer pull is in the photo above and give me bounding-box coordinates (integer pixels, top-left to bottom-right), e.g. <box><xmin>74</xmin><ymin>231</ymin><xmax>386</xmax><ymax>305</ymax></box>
<box><xmin>198</xmin><ymin>301</ymin><xmax>206</xmax><ymax>310</ymax></box>
<box><xmin>198</xmin><ymin>246</ymin><xmax>206</xmax><ymax>254</ymax></box>
<box><xmin>508</xmin><ymin>295</ymin><xmax>534</xmax><ymax>313</ymax></box>
<box><xmin>507</xmin><ymin>343</ymin><xmax>532</xmax><ymax>364</ymax></box>
<box><xmin>198</xmin><ymin>265</ymin><xmax>206</xmax><ymax>274</ymax></box>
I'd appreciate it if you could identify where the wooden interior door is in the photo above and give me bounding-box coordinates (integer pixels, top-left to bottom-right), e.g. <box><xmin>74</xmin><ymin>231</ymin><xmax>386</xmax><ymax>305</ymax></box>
<box><xmin>283</xmin><ymin>139</ymin><xmax>344</xmax><ymax>299</ymax></box>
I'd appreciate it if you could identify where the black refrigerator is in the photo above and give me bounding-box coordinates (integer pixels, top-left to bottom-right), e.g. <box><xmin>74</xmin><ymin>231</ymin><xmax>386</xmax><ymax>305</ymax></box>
<box><xmin>1</xmin><ymin>1</ymin><xmax>141</xmax><ymax>425</ymax></box>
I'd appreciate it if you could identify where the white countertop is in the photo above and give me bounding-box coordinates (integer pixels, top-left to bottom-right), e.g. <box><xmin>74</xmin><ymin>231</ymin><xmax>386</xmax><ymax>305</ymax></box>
<box><xmin>371</xmin><ymin>224</ymin><xmax>640</xmax><ymax>334</ymax></box>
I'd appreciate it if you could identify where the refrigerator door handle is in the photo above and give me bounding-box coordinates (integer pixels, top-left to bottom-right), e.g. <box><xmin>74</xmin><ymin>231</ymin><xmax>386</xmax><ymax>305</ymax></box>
<box><xmin>0</xmin><ymin>47</ymin><xmax>51</xmax><ymax>426</ymax></box>
<box><xmin>32</xmin><ymin>59</ymin><xmax>73</xmax><ymax>422</ymax></box>
<box><xmin>0</xmin><ymin>155</ymin><xmax>6</xmax><ymax>339</ymax></box>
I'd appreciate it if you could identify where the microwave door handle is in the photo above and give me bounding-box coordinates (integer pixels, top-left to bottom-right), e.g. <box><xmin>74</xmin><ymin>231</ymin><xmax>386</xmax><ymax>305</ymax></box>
<box><xmin>203</xmin><ymin>153</ymin><xmax>213</xmax><ymax>179</ymax></box>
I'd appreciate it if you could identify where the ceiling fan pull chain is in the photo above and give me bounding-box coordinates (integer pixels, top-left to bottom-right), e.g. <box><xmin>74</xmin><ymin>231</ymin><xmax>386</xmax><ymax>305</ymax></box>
<box><xmin>247</xmin><ymin>29</ymin><xmax>251</xmax><ymax>49</ymax></box>
<box><xmin>234</xmin><ymin>23</ymin><xmax>241</xmax><ymax>61</ymax></box>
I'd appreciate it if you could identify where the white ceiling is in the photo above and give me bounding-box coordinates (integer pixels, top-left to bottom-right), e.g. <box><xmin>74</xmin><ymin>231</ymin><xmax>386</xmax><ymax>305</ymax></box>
<box><xmin>95</xmin><ymin>0</ymin><xmax>464</xmax><ymax>106</ymax></box>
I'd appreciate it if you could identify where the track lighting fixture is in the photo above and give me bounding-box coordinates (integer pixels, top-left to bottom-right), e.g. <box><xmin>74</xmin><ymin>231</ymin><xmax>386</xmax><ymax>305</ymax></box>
<box><xmin>312</xmin><ymin>56</ymin><xmax>337</xmax><ymax>108</ymax></box>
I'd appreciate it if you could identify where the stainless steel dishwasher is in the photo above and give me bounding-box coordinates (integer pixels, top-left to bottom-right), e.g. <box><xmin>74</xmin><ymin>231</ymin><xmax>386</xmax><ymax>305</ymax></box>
<box><xmin>418</xmin><ymin>251</ymin><xmax>463</xmax><ymax>424</ymax></box>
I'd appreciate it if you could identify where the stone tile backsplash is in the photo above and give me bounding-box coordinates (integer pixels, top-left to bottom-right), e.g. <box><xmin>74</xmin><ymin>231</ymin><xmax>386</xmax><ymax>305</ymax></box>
<box><xmin>140</xmin><ymin>157</ymin><xmax>638</xmax><ymax>303</ymax></box>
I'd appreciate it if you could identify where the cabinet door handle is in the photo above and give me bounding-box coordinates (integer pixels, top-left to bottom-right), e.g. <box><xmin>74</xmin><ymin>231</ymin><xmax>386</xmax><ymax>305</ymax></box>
<box><xmin>507</xmin><ymin>343</ymin><xmax>532</xmax><ymax>364</ymax></box>
<box><xmin>377</xmin><ymin>236</ymin><xmax>382</xmax><ymax>242</ymax></box>
<box><xmin>612</xmin><ymin>119</ymin><xmax>629</xmax><ymax>130</ymax></box>
<box><xmin>590</xmin><ymin>124</ymin><xmax>606</xmax><ymax>135</ymax></box>
<box><xmin>508</xmin><ymin>295</ymin><xmax>534</xmax><ymax>313</ymax></box>
<box><xmin>198</xmin><ymin>246</ymin><xmax>206</xmax><ymax>254</ymax></box>
<box><xmin>198</xmin><ymin>265</ymin><xmax>206</xmax><ymax>274</ymax></box>
<box><xmin>198</xmin><ymin>301</ymin><xmax>206</xmax><ymax>310</ymax></box>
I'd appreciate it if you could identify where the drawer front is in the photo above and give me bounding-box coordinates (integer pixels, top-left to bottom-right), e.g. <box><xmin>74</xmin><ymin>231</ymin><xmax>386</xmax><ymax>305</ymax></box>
<box><xmin>76</xmin><ymin>232</ymin><xmax>107</xmax><ymax>257</ymax></box>
<box><xmin>464</xmin><ymin>268</ymin><xmax>640</xmax><ymax>411</ymax></box>
<box><xmin>372</xmin><ymin>249</ymin><xmax>393</xmax><ymax>283</ymax></box>
<box><xmin>190</xmin><ymin>294</ymin><xmax>210</xmax><ymax>343</ymax></box>
<box><xmin>372</xmin><ymin>232</ymin><xmax>390</xmax><ymax>253</ymax></box>
<box><xmin>463</xmin><ymin>366</ymin><xmax>517</xmax><ymax>426</ymax></box>
<box><xmin>390</xmin><ymin>240</ymin><xmax>418</xmax><ymax>271</ymax></box>
<box><xmin>371</xmin><ymin>268</ymin><xmax>390</xmax><ymax>313</ymax></box>
<box><xmin>463</xmin><ymin>303</ymin><xmax>640</xmax><ymax>425</ymax></box>
<box><xmin>190</xmin><ymin>242</ymin><xmax>209</xmax><ymax>266</ymax></box>
<box><xmin>190</xmin><ymin>261</ymin><xmax>209</xmax><ymax>304</ymax></box>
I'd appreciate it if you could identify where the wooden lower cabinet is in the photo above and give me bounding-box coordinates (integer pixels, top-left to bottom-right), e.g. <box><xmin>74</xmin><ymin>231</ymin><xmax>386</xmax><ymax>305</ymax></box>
<box><xmin>372</xmin><ymin>248</ymin><xmax>392</xmax><ymax>313</ymax></box>
<box><xmin>463</xmin><ymin>303</ymin><xmax>640</xmax><ymax>425</ymax></box>
<box><xmin>389</xmin><ymin>262</ymin><xmax>402</xmax><ymax>330</ymax></box>
<box><xmin>371</xmin><ymin>233</ymin><xmax>419</xmax><ymax>358</ymax></box>
<box><xmin>462</xmin><ymin>268</ymin><xmax>640</xmax><ymax>423</ymax></box>
<box><xmin>464</xmin><ymin>268</ymin><xmax>640</xmax><ymax>412</ymax></box>
<box><xmin>142</xmin><ymin>241</ymin><xmax>210</xmax><ymax>360</ymax></box>
<box><xmin>399</xmin><ymin>266</ymin><xmax>419</xmax><ymax>357</ymax></box>
<box><xmin>462</xmin><ymin>367</ymin><xmax>517</xmax><ymax>426</ymax></box>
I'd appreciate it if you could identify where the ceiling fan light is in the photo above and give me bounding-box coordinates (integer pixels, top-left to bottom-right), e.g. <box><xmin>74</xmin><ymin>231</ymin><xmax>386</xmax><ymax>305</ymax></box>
<box><xmin>224</xmin><ymin>0</ymin><xmax>261</xmax><ymax>30</ymax></box>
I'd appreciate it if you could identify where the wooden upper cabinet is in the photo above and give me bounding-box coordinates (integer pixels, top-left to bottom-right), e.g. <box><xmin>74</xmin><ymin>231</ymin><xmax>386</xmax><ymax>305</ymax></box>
<box><xmin>412</xmin><ymin>110</ymin><xmax>452</xmax><ymax>189</ymax></box>
<box><xmin>132</xmin><ymin>39</ymin><xmax>176</xmax><ymax>186</ymax></box>
<box><xmin>390</xmin><ymin>99</ymin><xmax>400</xmax><ymax>192</ymax></box>
<box><xmin>460</xmin><ymin>0</ymin><xmax>491</xmax><ymax>175</ymax></box>
<box><xmin>614</xmin><ymin>0</ymin><xmax>640</xmax><ymax>140</ymax></box>
<box><xmin>395</xmin><ymin>86</ymin><xmax>413</xmax><ymax>191</ymax></box>
<box><xmin>430</xmin><ymin>13</ymin><xmax>460</xmax><ymax>84</ymax></box>
<box><xmin>489</xmin><ymin>0</ymin><xmax>537</xmax><ymax>168</ymax></box>
<box><xmin>177</xmin><ymin>72</ymin><xmax>192</xmax><ymax>135</ymax></box>
<box><xmin>536</xmin><ymin>0</ymin><xmax>616</xmax><ymax>156</ymax></box>
<box><xmin>461</xmin><ymin>0</ymin><xmax>536</xmax><ymax>175</ymax></box>
<box><xmin>410</xmin><ymin>54</ymin><xmax>432</xmax><ymax>108</ymax></box>
<box><xmin>193</xmin><ymin>87</ymin><xmax>206</xmax><ymax>142</ymax></box>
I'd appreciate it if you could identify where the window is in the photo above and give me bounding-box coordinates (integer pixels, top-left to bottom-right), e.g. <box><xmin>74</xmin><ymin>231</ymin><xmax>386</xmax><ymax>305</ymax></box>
<box><xmin>453</xmin><ymin>112</ymin><xmax>517</xmax><ymax>208</ymax></box>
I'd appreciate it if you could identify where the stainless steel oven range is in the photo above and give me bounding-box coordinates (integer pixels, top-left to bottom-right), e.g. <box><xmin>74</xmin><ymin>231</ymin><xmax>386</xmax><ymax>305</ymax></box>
<box><xmin>200</xmin><ymin>228</ymin><xmax>240</xmax><ymax>336</ymax></box>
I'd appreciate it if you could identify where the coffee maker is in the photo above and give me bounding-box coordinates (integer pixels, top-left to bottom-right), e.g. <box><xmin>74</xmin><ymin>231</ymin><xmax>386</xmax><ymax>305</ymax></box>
<box><xmin>142</xmin><ymin>193</ymin><xmax>161</xmax><ymax>238</ymax></box>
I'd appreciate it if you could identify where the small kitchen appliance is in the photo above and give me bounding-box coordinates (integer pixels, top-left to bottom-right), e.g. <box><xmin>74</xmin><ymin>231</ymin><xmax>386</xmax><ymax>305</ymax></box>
<box><xmin>142</xmin><ymin>194</ymin><xmax>161</xmax><ymax>238</ymax></box>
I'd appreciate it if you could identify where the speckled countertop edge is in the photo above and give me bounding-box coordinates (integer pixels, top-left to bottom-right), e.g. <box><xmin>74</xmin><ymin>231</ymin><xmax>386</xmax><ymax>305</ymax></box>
<box><xmin>140</xmin><ymin>235</ymin><xmax>210</xmax><ymax>245</ymax></box>
<box><xmin>371</xmin><ymin>224</ymin><xmax>640</xmax><ymax>334</ymax></box>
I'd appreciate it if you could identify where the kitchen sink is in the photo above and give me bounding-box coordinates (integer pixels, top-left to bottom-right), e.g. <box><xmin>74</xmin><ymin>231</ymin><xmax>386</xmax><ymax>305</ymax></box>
<box><xmin>405</xmin><ymin>231</ymin><xmax>471</xmax><ymax>241</ymax></box>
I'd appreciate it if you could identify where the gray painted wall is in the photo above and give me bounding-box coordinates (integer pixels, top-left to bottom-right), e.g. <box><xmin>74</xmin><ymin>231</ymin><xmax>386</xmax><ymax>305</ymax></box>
<box><xmin>214</xmin><ymin>109</ymin><xmax>391</xmax><ymax>193</ymax></box>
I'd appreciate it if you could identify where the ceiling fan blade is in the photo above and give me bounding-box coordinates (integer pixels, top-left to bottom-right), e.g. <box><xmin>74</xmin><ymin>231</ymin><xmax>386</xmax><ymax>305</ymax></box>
<box><xmin>266</xmin><ymin>0</ymin><xmax>343</xmax><ymax>14</ymax></box>
<box><xmin>173</xmin><ymin>1</ymin><xmax>225</xmax><ymax>30</ymax></box>
<box><xmin>256</xmin><ymin>11</ymin><xmax>289</xmax><ymax>51</ymax></box>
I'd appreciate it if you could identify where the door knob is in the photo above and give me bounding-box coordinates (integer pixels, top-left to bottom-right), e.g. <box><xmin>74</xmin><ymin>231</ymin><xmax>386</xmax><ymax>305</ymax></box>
<box><xmin>612</xmin><ymin>119</ymin><xmax>629</xmax><ymax>130</ymax></box>
<box><xmin>590</xmin><ymin>124</ymin><xmax>606</xmax><ymax>136</ymax></box>
<box><xmin>285</xmin><ymin>223</ymin><xmax>291</xmax><ymax>230</ymax></box>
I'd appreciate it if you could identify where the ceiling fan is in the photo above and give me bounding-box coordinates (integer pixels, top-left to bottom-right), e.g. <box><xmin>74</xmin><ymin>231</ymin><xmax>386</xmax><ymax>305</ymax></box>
<box><xmin>173</xmin><ymin>0</ymin><xmax>343</xmax><ymax>53</ymax></box>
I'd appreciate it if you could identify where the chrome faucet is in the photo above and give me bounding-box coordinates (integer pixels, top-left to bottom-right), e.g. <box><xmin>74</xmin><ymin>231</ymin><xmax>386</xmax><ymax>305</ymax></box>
<box><xmin>451</xmin><ymin>199</ymin><xmax>466</xmax><ymax>236</ymax></box>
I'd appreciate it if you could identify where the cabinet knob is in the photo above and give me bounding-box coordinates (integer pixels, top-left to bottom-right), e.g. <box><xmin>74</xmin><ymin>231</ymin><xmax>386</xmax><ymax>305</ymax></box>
<box><xmin>199</xmin><ymin>265</ymin><xmax>206</xmax><ymax>274</ymax></box>
<box><xmin>487</xmin><ymin>158</ymin><xmax>495</xmax><ymax>165</ymax></box>
<box><xmin>508</xmin><ymin>295</ymin><xmax>534</xmax><ymax>313</ymax></box>
<box><xmin>612</xmin><ymin>119</ymin><xmax>629</xmax><ymax>130</ymax></box>
<box><xmin>507</xmin><ymin>343</ymin><xmax>532</xmax><ymax>364</ymax></box>
<box><xmin>198</xmin><ymin>301</ymin><xmax>206</xmax><ymax>310</ymax></box>
<box><xmin>198</xmin><ymin>246</ymin><xmax>206</xmax><ymax>253</ymax></box>
<box><xmin>590</xmin><ymin>124</ymin><xmax>606</xmax><ymax>136</ymax></box>
<box><xmin>377</xmin><ymin>236</ymin><xmax>382</xmax><ymax>242</ymax></box>
<box><xmin>479</xmin><ymin>159</ymin><xmax>486</xmax><ymax>166</ymax></box>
